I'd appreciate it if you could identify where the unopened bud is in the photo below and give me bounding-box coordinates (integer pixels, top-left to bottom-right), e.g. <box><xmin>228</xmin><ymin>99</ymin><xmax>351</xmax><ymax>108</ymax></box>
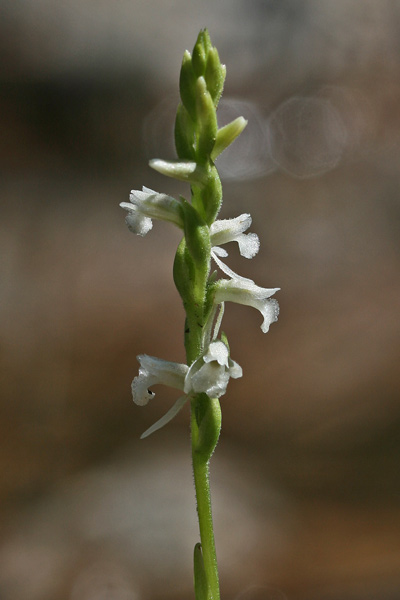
<box><xmin>149</xmin><ymin>159</ymin><xmax>207</xmax><ymax>185</ymax></box>
<box><xmin>195</xmin><ymin>77</ymin><xmax>217</xmax><ymax>161</ymax></box>
<box><xmin>179</xmin><ymin>50</ymin><xmax>197</xmax><ymax>121</ymax></box>
<box><xmin>205</xmin><ymin>47</ymin><xmax>226</xmax><ymax>107</ymax></box>
<box><xmin>211</xmin><ymin>116</ymin><xmax>248</xmax><ymax>160</ymax></box>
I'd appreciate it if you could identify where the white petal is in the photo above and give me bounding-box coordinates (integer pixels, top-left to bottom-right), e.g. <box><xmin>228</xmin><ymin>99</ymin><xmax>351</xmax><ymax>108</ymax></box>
<box><xmin>140</xmin><ymin>396</ymin><xmax>188</xmax><ymax>439</ymax></box>
<box><xmin>212</xmin><ymin>246</ymin><xmax>229</xmax><ymax>258</ymax></box>
<box><xmin>212</xmin><ymin>302</ymin><xmax>225</xmax><ymax>341</ymax></box>
<box><xmin>211</xmin><ymin>249</ymin><xmax>253</xmax><ymax>283</ymax></box>
<box><xmin>210</xmin><ymin>213</ymin><xmax>252</xmax><ymax>239</ymax></box>
<box><xmin>130</xmin><ymin>188</ymin><xmax>183</xmax><ymax>228</ymax></box>
<box><xmin>139</xmin><ymin>355</ymin><xmax>188</xmax><ymax>389</ymax></box>
<box><xmin>216</xmin><ymin>278</ymin><xmax>280</xmax><ymax>301</ymax></box>
<box><xmin>129</xmin><ymin>189</ymin><xmax>152</xmax><ymax>203</ymax></box>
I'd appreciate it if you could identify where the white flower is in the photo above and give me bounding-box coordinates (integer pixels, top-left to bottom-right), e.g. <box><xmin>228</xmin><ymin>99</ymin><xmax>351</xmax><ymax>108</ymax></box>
<box><xmin>132</xmin><ymin>354</ymin><xmax>188</xmax><ymax>406</ymax></box>
<box><xmin>132</xmin><ymin>342</ymin><xmax>242</xmax><ymax>438</ymax></box>
<box><xmin>132</xmin><ymin>354</ymin><xmax>188</xmax><ymax>439</ymax></box>
<box><xmin>214</xmin><ymin>278</ymin><xmax>279</xmax><ymax>333</ymax></box>
<box><xmin>120</xmin><ymin>186</ymin><xmax>183</xmax><ymax>236</ymax></box>
<box><xmin>210</xmin><ymin>213</ymin><xmax>260</xmax><ymax>259</ymax></box>
<box><xmin>184</xmin><ymin>341</ymin><xmax>242</xmax><ymax>398</ymax></box>
<box><xmin>209</xmin><ymin>217</ymin><xmax>280</xmax><ymax>333</ymax></box>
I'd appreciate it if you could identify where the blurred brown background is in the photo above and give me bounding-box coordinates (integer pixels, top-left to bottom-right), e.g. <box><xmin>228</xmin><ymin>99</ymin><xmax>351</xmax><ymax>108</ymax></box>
<box><xmin>1</xmin><ymin>1</ymin><xmax>400</xmax><ymax>599</ymax></box>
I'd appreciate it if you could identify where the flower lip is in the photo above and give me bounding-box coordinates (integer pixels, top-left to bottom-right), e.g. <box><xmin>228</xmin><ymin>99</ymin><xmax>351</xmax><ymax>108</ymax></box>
<box><xmin>120</xmin><ymin>203</ymin><xmax>153</xmax><ymax>236</ymax></box>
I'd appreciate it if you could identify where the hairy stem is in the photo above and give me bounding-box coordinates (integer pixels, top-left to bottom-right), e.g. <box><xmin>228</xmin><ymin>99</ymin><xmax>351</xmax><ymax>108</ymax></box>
<box><xmin>191</xmin><ymin>408</ymin><xmax>220</xmax><ymax>600</ymax></box>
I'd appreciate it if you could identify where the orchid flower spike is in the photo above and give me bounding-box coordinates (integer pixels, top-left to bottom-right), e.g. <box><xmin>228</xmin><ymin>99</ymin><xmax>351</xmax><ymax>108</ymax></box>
<box><xmin>120</xmin><ymin>186</ymin><xmax>184</xmax><ymax>236</ymax></box>
<box><xmin>132</xmin><ymin>354</ymin><xmax>188</xmax><ymax>439</ymax></box>
<box><xmin>210</xmin><ymin>213</ymin><xmax>260</xmax><ymax>259</ymax></box>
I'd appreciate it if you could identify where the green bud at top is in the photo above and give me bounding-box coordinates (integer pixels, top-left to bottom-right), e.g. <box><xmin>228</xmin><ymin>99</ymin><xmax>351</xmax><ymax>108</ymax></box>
<box><xmin>200</xmin><ymin>29</ymin><xmax>212</xmax><ymax>55</ymax></box>
<box><xmin>192</xmin><ymin>37</ymin><xmax>207</xmax><ymax>77</ymax></box>
<box><xmin>192</xmin><ymin>30</ymin><xmax>213</xmax><ymax>77</ymax></box>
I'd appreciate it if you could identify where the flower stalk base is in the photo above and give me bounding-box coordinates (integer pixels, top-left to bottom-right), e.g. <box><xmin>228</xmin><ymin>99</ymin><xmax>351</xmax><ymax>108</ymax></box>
<box><xmin>191</xmin><ymin>396</ymin><xmax>221</xmax><ymax>600</ymax></box>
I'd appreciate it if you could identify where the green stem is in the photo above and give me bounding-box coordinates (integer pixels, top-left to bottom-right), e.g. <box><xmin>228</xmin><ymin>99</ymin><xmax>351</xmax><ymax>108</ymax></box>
<box><xmin>191</xmin><ymin>407</ymin><xmax>220</xmax><ymax>600</ymax></box>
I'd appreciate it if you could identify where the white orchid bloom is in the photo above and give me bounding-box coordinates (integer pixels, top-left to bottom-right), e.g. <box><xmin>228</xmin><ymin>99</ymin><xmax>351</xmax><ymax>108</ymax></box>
<box><xmin>120</xmin><ymin>186</ymin><xmax>183</xmax><ymax>236</ymax></box>
<box><xmin>132</xmin><ymin>342</ymin><xmax>242</xmax><ymax>438</ymax></box>
<box><xmin>214</xmin><ymin>277</ymin><xmax>279</xmax><ymax>333</ymax></box>
<box><xmin>184</xmin><ymin>340</ymin><xmax>242</xmax><ymax>398</ymax></box>
<box><xmin>209</xmin><ymin>223</ymin><xmax>280</xmax><ymax>333</ymax></box>
<box><xmin>210</xmin><ymin>213</ymin><xmax>260</xmax><ymax>259</ymax></box>
<box><xmin>132</xmin><ymin>354</ymin><xmax>188</xmax><ymax>406</ymax></box>
<box><xmin>132</xmin><ymin>354</ymin><xmax>188</xmax><ymax>439</ymax></box>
